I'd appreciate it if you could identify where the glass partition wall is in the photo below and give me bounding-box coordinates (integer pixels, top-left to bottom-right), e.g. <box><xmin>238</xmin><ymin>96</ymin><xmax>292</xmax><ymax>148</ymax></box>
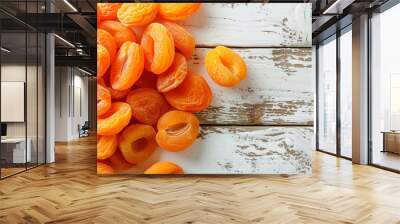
<box><xmin>316</xmin><ymin>26</ymin><xmax>353</xmax><ymax>159</ymax></box>
<box><xmin>370</xmin><ymin>3</ymin><xmax>400</xmax><ymax>172</ymax></box>
<box><xmin>0</xmin><ymin>1</ymin><xmax>46</xmax><ymax>179</ymax></box>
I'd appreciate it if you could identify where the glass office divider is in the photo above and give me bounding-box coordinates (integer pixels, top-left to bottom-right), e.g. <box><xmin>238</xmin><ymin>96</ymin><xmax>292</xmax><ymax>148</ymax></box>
<box><xmin>317</xmin><ymin>35</ymin><xmax>337</xmax><ymax>155</ymax></box>
<box><xmin>0</xmin><ymin>0</ymin><xmax>47</xmax><ymax>179</ymax></box>
<box><xmin>339</xmin><ymin>26</ymin><xmax>353</xmax><ymax>159</ymax></box>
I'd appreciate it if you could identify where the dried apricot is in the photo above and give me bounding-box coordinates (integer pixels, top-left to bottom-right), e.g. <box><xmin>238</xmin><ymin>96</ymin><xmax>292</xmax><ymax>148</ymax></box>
<box><xmin>117</xmin><ymin>3</ymin><xmax>159</xmax><ymax>27</ymax></box>
<box><xmin>144</xmin><ymin>161</ymin><xmax>183</xmax><ymax>174</ymax></box>
<box><xmin>97</xmin><ymin>3</ymin><xmax>121</xmax><ymax>22</ymax></box>
<box><xmin>160</xmin><ymin>21</ymin><xmax>195</xmax><ymax>59</ymax></box>
<box><xmin>141</xmin><ymin>23</ymin><xmax>175</xmax><ymax>74</ymax></box>
<box><xmin>99</xmin><ymin>75</ymin><xmax>131</xmax><ymax>100</ymax></box>
<box><xmin>109</xmin><ymin>150</ymin><xmax>134</xmax><ymax>171</ymax></box>
<box><xmin>156</xmin><ymin>110</ymin><xmax>199</xmax><ymax>152</ymax></box>
<box><xmin>97</xmin><ymin>29</ymin><xmax>117</xmax><ymax>63</ymax></box>
<box><xmin>157</xmin><ymin>52</ymin><xmax>188</xmax><ymax>93</ymax></box>
<box><xmin>97</xmin><ymin>84</ymin><xmax>111</xmax><ymax>117</ymax></box>
<box><xmin>205</xmin><ymin>46</ymin><xmax>247</xmax><ymax>87</ymax></box>
<box><xmin>119</xmin><ymin>124</ymin><xmax>157</xmax><ymax>164</ymax></box>
<box><xmin>99</xmin><ymin>20</ymin><xmax>137</xmax><ymax>48</ymax></box>
<box><xmin>97</xmin><ymin>135</ymin><xmax>118</xmax><ymax>160</ymax></box>
<box><xmin>159</xmin><ymin>3</ymin><xmax>201</xmax><ymax>21</ymax></box>
<box><xmin>164</xmin><ymin>72</ymin><xmax>212</xmax><ymax>112</ymax></box>
<box><xmin>97</xmin><ymin>44</ymin><xmax>110</xmax><ymax>79</ymax></box>
<box><xmin>135</xmin><ymin>71</ymin><xmax>157</xmax><ymax>89</ymax></box>
<box><xmin>97</xmin><ymin>102</ymin><xmax>132</xmax><ymax>136</ymax></box>
<box><xmin>126</xmin><ymin>88</ymin><xmax>170</xmax><ymax>125</ymax></box>
<box><xmin>97</xmin><ymin>162</ymin><xmax>114</xmax><ymax>174</ymax></box>
<box><xmin>110</xmin><ymin>41</ymin><xmax>144</xmax><ymax>90</ymax></box>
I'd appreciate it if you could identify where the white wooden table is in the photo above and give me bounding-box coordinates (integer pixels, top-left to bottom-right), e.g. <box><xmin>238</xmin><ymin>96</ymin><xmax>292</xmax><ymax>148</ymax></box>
<box><xmin>129</xmin><ymin>3</ymin><xmax>313</xmax><ymax>174</ymax></box>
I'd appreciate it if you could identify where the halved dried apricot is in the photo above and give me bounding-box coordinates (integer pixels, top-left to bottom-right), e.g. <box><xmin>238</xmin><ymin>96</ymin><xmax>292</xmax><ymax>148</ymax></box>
<box><xmin>109</xmin><ymin>150</ymin><xmax>134</xmax><ymax>171</ymax></box>
<box><xmin>164</xmin><ymin>72</ymin><xmax>212</xmax><ymax>112</ymax></box>
<box><xmin>97</xmin><ymin>44</ymin><xmax>110</xmax><ymax>79</ymax></box>
<box><xmin>159</xmin><ymin>3</ymin><xmax>201</xmax><ymax>21</ymax></box>
<box><xmin>97</xmin><ymin>84</ymin><xmax>111</xmax><ymax>117</ymax></box>
<box><xmin>157</xmin><ymin>52</ymin><xmax>188</xmax><ymax>93</ymax></box>
<box><xmin>97</xmin><ymin>29</ymin><xmax>117</xmax><ymax>63</ymax></box>
<box><xmin>97</xmin><ymin>135</ymin><xmax>118</xmax><ymax>160</ymax></box>
<box><xmin>119</xmin><ymin>124</ymin><xmax>157</xmax><ymax>164</ymax></box>
<box><xmin>117</xmin><ymin>3</ymin><xmax>159</xmax><ymax>27</ymax></box>
<box><xmin>126</xmin><ymin>88</ymin><xmax>170</xmax><ymax>125</ymax></box>
<box><xmin>97</xmin><ymin>162</ymin><xmax>114</xmax><ymax>174</ymax></box>
<box><xmin>141</xmin><ymin>23</ymin><xmax>175</xmax><ymax>74</ymax></box>
<box><xmin>99</xmin><ymin>20</ymin><xmax>137</xmax><ymax>48</ymax></box>
<box><xmin>160</xmin><ymin>21</ymin><xmax>195</xmax><ymax>59</ymax></box>
<box><xmin>98</xmin><ymin>102</ymin><xmax>132</xmax><ymax>136</ymax></box>
<box><xmin>156</xmin><ymin>110</ymin><xmax>199</xmax><ymax>152</ymax></box>
<box><xmin>97</xmin><ymin>3</ymin><xmax>121</xmax><ymax>22</ymax></box>
<box><xmin>110</xmin><ymin>41</ymin><xmax>144</xmax><ymax>90</ymax></box>
<box><xmin>205</xmin><ymin>46</ymin><xmax>247</xmax><ymax>87</ymax></box>
<box><xmin>144</xmin><ymin>161</ymin><xmax>183</xmax><ymax>174</ymax></box>
<box><xmin>99</xmin><ymin>75</ymin><xmax>131</xmax><ymax>100</ymax></box>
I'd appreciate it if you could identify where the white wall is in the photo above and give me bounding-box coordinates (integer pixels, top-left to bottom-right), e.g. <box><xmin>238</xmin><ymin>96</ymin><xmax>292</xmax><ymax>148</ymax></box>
<box><xmin>54</xmin><ymin>67</ymin><xmax>89</xmax><ymax>141</ymax></box>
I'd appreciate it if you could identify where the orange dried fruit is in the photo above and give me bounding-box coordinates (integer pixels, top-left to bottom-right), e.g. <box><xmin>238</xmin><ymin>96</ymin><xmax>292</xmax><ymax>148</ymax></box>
<box><xmin>97</xmin><ymin>162</ymin><xmax>114</xmax><ymax>174</ymax></box>
<box><xmin>97</xmin><ymin>135</ymin><xmax>118</xmax><ymax>160</ymax></box>
<box><xmin>99</xmin><ymin>76</ymin><xmax>131</xmax><ymax>100</ymax></box>
<box><xmin>97</xmin><ymin>3</ymin><xmax>121</xmax><ymax>22</ymax></box>
<box><xmin>97</xmin><ymin>84</ymin><xmax>111</xmax><ymax>117</ymax></box>
<box><xmin>164</xmin><ymin>72</ymin><xmax>212</xmax><ymax>112</ymax></box>
<box><xmin>97</xmin><ymin>102</ymin><xmax>132</xmax><ymax>136</ymax></box>
<box><xmin>205</xmin><ymin>46</ymin><xmax>247</xmax><ymax>87</ymax></box>
<box><xmin>159</xmin><ymin>3</ymin><xmax>201</xmax><ymax>21</ymax></box>
<box><xmin>144</xmin><ymin>161</ymin><xmax>183</xmax><ymax>174</ymax></box>
<box><xmin>99</xmin><ymin>20</ymin><xmax>137</xmax><ymax>48</ymax></box>
<box><xmin>160</xmin><ymin>21</ymin><xmax>195</xmax><ymax>59</ymax></box>
<box><xmin>97</xmin><ymin>29</ymin><xmax>117</xmax><ymax>63</ymax></box>
<box><xmin>119</xmin><ymin>124</ymin><xmax>157</xmax><ymax>164</ymax></box>
<box><xmin>117</xmin><ymin>3</ymin><xmax>159</xmax><ymax>27</ymax></box>
<box><xmin>156</xmin><ymin>110</ymin><xmax>200</xmax><ymax>152</ymax></box>
<box><xmin>110</xmin><ymin>41</ymin><xmax>144</xmax><ymax>90</ymax></box>
<box><xmin>126</xmin><ymin>88</ymin><xmax>170</xmax><ymax>125</ymax></box>
<box><xmin>141</xmin><ymin>23</ymin><xmax>175</xmax><ymax>74</ymax></box>
<box><xmin>97</xmin><ymin>44</ymin><xmax>110</xmax><ymax>79</ymax></box>
<box><xmin>109</xmin><ymin>150</ymin><xmax>134</xmax><ymax>171</ymax></box>
<box><xmin>157</xmin><ymin>52</ymin><xmax>188</xmax><ymax>93</ymax></box>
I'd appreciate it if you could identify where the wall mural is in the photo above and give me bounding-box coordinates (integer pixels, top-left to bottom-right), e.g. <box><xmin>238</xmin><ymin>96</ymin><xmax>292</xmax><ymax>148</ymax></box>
<box><xmin>97</xmin><ymin>3</ymin><xmax>313</xmax><ymax>175</ymax></box>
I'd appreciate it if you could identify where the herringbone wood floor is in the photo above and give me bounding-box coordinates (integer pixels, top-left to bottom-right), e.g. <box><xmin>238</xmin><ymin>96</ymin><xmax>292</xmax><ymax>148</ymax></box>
<box><xmin>1</xmin><ymin>136</ymin><xmax>400</xmax><ymax>224</ymax></box>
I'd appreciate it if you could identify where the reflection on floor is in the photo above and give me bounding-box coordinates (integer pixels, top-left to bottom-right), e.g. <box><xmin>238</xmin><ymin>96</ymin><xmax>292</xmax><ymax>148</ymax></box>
<box><xmin>0</xmin><ymin>163</ymin><xmax>42</xmax><ymax>178</ymax></box>
<box><xmin>0</xmin><ymin>136</ymin><xmax>400</xmax><ymax>223</ymax></box>
<box><xmin>373</xmin><ymin>150</ymin><xmax>400</xmax><ymax>171</ymax></box>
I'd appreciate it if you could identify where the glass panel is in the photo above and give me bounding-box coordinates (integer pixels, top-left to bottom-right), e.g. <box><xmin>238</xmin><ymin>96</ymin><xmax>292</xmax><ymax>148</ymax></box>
<box><xmin>318</xmin><ymin>36</ymin><xmax>337</xmax><ymax>154</ymax></box>
<box><xmin>0</xmin><ymin>21</ymin><xmax>27</xmax><ymax>178</ymax></box>
<box><xmin>27</xmin><ymin>30</ymin><xmax>38</xmax><ymax>169</ymax></box>
<box><xmin>340</xmin><ymin>28</ymin><xmax>352</xmax><ymax>158</ymax></box>
<box><xmin>371</xmin><ymin>4</ymin><xmax>400</xmax><ymax>171</ymax></box>
<box><xmin>38</xmin><ymin>32</ymin><xmax>45</xmax><ymax>165</ymax></box>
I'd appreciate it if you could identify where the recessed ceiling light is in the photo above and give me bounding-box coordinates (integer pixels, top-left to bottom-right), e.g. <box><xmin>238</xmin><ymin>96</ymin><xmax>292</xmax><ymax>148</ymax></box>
<box><xmin>1</xmin><ymin>47</ymin><xmax>11</xmax><ymax>53</ymax></box>
<box><xmin>63</xmin><ymin>0</ymin><xmax>78</xmax><ymax>12</ymax></box>
<box><xmin>54</xmin><ymin>34</ymin><xmax>75</xmax><ymax>48</ymax></box>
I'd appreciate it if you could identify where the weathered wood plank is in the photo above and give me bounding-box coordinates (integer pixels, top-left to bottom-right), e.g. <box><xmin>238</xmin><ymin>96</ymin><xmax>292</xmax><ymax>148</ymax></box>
<box><xmin>123</xmin><ymin>126</ymin><xmax>313</xmax><ymax>174</ymax></box>
<box><xmin>190</xmin><ymin>47</ymin><xmax>313</xmax><ymax>125</ymax></box>
<box><xmin>180</xmin><ymin>3</ymin><xmax>312</xmax><ymax>48</ymax></box>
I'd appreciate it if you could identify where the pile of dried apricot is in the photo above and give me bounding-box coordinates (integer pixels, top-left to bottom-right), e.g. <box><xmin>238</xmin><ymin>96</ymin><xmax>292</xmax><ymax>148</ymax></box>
<box><xmin>97</xmin><ymin>3</ymin><xmax>247</xmax><ymax>175</ymax></box>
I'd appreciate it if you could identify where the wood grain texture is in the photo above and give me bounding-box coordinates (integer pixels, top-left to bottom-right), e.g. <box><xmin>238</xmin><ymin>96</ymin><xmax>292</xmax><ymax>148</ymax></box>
<box><xmin>190</xmin><ymin>48</ymin><xmax>313</xmax><ymax>125</ymax></box>
<box><xmin>2</xmin><ymin>137</ymin><xmax>400</xmax><ymax>223</ymax></box>
<box><xmin>181</xmin><ymin>3</ymin><xmax>312</xmax><ymax>48</ymax></box>
<box><xmin>121</xmin><ymin>127</ymin><xmax>313</xmax><ymax>175</ymax></box>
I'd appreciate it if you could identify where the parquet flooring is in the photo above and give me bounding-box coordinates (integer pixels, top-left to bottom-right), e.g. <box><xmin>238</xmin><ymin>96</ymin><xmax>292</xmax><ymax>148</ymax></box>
<box><xmin>1</xmin><ymin>136</ymin><xmax>400</xmax><ymax>224</ymax></box>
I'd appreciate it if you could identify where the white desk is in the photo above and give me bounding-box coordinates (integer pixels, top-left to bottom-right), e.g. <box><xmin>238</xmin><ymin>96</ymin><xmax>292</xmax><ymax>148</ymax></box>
<box><xmin>1</xmin><ymin>137</ymin><xmax>31</xmax><ymax>163</ymax></box>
